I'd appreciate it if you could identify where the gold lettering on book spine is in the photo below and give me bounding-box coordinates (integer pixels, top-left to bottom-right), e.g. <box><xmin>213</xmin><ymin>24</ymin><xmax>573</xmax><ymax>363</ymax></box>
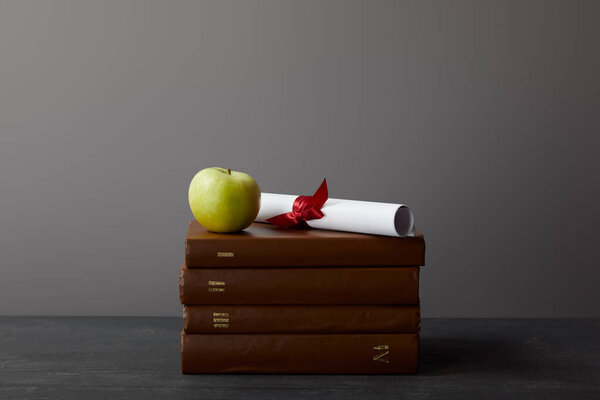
<box><xmin>212</xmin><ymin>311</ymin><xmax>230</xmax><ymax>328</ymax></box>
<box><xmin>373</xmin><ymin>345</ymin><xmax>390</xmax><ymax>363</ymax></box>
<box><xmin>208</xmin><ymin>281</ymin><xmax>226</xmax><ymax>293</ymax></box>
<box><xmin>217</xmin><ymin>252</ymin><xmax>234</xmax><ymax>258</ymax></box>
<box><xmin>213</xmin><ymin>312</ymin><xmax>229</xmax><ymax>317</ymax></box>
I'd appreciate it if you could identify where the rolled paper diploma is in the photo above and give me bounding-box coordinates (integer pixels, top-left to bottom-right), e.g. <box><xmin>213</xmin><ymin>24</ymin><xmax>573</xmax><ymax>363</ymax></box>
<box><xmin>256</xmin><ymin>193</ymin><xmax>415</xmax><ymax>237</ymax></box>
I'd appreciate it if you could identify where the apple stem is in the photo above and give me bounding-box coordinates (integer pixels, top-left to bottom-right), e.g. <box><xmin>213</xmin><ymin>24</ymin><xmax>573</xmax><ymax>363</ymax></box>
<box><xmin>227</xmin><ymin>168</ymin><xmax>231</xmax><ymax>175</ymax></box>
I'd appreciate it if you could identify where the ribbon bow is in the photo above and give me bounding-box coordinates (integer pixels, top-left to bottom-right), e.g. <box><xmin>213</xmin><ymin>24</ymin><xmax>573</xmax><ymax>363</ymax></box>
<box><xmin>267</xmin><ymin>178</ymin><xmax>329</xmax><ymax>228</ymax></box>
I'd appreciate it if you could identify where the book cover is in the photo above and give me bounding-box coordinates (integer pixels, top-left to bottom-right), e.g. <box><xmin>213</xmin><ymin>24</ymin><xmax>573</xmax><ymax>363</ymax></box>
<box><xmin>185</xmin><ymin>221</ymin><xmax>425</xmax><ymax>267</ymax></box>
<box><xmin>184</xmin><ymin>304</ymin><xmax>420</xmax><ymax>333</ymax></box>
<box><xmin>181</xmin><ymin>332</ymin><xmax>419</xmax><ymax>374</ymax></box>
<box><xmin>179</xmin><ymin>264</ymin><xmax>419</xmax><ymax>305</ymax></box>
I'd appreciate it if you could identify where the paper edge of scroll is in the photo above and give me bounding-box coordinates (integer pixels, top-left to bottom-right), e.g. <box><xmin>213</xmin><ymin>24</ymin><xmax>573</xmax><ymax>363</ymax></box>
<box><xmin>394</xmin><ymin>206</ymin><xmax>415</xmax><ymax>237</ymax></box>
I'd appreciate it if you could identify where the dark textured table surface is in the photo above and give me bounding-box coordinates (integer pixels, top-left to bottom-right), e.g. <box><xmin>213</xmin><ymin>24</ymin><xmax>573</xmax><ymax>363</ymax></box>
<box><xmin>0</xmin><ymin>317</ymin><xmax>598</xmax><ymax>399</ymax></box>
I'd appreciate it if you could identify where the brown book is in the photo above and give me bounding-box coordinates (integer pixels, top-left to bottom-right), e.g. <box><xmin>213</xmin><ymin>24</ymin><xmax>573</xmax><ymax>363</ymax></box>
<box><xmin>185</xmin><ymin>221</ymin><xmax>425</xmax><ymax>267</ymax></box>
<box><xmin>179</xmin><ymin>264</ymin><xmax>419</xmax><ymax>305</ymax></box>
<box><xmin>181</xmin><ymin>332</ymin><xmax>418</xmax><ymax>374</ymax></box>
<box><xmin>184</xmin><ymin>304</ymin><xmax>420</xmax><ymax>334</ymax></box>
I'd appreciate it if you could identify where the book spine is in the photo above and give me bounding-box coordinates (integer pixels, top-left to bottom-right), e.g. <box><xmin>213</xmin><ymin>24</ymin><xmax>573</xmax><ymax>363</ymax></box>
<box><xmin>184</xmin><ymin>305</ymin><xmax>420</xmax><ymax>334</ymax></box>
<box><xmin>181</xmin><ymin>332</ymin><xmax>419</xmax><ymax>374</ymax></box>
<box><xmin>179</xmin><ymin>265</ymin><xmax>419</xmax><ymax>305</ymax></box>
<box><xmin>184</xmin><ymin>236</ymin><xmax>425</xmax><ymax>267</ymax></box>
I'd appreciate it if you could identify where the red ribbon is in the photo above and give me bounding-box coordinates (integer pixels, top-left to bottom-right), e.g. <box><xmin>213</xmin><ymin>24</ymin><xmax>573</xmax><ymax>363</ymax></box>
<box><xmin>267</xmin><ymin>178</ymin><xmax>329</xmax><ymax>228</ymax></box>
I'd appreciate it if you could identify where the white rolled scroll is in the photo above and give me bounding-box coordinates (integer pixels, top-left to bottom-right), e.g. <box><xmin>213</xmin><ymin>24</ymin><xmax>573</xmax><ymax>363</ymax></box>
<box><xmin>256</xmin><ymin>193</ymin><xmax>415</xmax><ymax>237</ymax></box>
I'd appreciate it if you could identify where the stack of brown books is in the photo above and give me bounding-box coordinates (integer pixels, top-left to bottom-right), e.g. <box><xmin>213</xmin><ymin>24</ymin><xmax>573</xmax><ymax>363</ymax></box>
<box><xmin>179</xmin><ymin>221</ymin><xmax>425</xmax><ymax>373</ymax></box>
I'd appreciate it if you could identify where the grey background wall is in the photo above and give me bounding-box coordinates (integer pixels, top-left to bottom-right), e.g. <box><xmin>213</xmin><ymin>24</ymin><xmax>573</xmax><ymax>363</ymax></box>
<box><xmin>1</xmin><ymin>0</ymin><xmax>598</xmax><ymax>317</ymax></box>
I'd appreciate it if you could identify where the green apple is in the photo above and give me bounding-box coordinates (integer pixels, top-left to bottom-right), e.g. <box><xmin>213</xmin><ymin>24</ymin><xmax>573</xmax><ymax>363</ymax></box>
<box><xmin>188</xmin><ymin>167</ymin><xmax>261</xmax><ymax>233</ymax></box>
